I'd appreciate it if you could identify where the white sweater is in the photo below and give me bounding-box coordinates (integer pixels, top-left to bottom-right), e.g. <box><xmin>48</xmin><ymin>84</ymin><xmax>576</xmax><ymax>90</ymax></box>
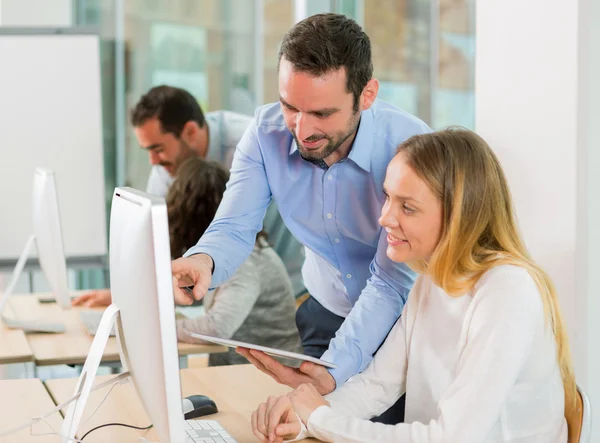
<box><xmin>298</xmin><ymin>265</ymin><xmax>568</xmax><ymax>443</ymax></box>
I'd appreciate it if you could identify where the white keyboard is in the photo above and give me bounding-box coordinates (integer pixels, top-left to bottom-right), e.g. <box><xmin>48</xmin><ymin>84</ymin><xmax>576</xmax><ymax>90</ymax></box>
<box><xmin>1</xmin><ymin>314</ymin><xmax>66</xmax><ymax>333</ymax></box>
<box><xmin>79</xmin><ymin>310</ymin><xmax>115</xmax><ymax>336</ymax></box>
<box><xmin>185</xmin><ymin>419</ymin><xmax>237</xmax><ymax>443</ymax></box>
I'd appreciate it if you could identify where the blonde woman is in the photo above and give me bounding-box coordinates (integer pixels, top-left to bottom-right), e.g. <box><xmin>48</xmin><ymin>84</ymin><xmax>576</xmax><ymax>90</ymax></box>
<box><xmin>250</xmin><ymin>129</ymin><xmax>575</xmax><ymax>443</ymax></box>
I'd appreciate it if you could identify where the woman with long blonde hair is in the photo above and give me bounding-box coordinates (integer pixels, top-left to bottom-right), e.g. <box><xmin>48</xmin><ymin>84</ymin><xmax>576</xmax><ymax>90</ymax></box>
<box><xmin>251</xmin><ymin>128</ymin><xmax>575</xmax><ymax>443</ymax></box>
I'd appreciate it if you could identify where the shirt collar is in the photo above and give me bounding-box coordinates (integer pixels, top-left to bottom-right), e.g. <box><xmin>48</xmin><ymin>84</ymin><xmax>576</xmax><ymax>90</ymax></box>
<box><xmin>347</xmin><ymin>108</ymin><xmax>373</xmax><ymax>172</ymax></box>
<box><xmin>288</xmin><ymin>107</ymin><xmax>374</xmax><ymax>172</ymax></box>
<box><xmin>288</xmin><ymin>137</ymin><xmax>299</xmax><ymax>155</ymax></box>
<box><xmin>206</xmin><ymin>113</ymin><xmax>221</xmax><ymax>157</ymax></box>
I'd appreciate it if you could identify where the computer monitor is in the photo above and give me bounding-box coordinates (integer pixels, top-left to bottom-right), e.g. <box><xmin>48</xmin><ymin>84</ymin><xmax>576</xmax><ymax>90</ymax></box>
<box><xmin>32</xmin><ymin>168</ymin><xmax>71</xmax><ymax>308</ymax></box>
<box><xmin>62</xmin><ymin>187</ymin><xmax>187</xmax><ymax>442</ymax></box>
<box><xmin>0</xmin><ymin>168</ymin><xmax>71</xmax><ymax>315</ymax></box>
<box><xmin>110</xmin><ymin>187</ymin><xmax>185</xmax><ymax>442</ymax></box>
<box><xmin>63</xmin><ymin>187</ymin><xmax>242</xmax><ymax>442</ymax></box>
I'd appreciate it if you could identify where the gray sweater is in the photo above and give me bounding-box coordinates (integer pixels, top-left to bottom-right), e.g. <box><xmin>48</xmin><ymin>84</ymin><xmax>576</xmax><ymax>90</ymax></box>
<box><xmin>176</xmin><ymin>238</ymin><xmax>301</xmax><ymax>366</ymax></box>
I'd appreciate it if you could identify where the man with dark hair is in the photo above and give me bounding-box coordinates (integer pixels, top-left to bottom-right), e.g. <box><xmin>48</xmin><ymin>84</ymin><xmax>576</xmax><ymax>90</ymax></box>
<box><xmin>278</xmin><ymin>12</ymin><xmax>372</xmax><ymax>114</ymax></box>
<box><xmin>172</xmin><ymin>14</ymin><xmax>431</xmax><ymax>423</ymax></box>
<box><xmin>132</xmin><ymin>85</ymin><xmax>246</xmax><ymax>195</ymax></box>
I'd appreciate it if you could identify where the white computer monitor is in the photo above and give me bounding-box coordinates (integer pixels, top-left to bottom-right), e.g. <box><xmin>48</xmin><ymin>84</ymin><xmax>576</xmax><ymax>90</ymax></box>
<box><xmin>32</xmin><ymin>168</ymin><xmax>71</xmax><ymax>308</ymax></box>
<box><xmin>62</xmin><ymin>187</ymin><xmax>186</xmax><ymax>443</ymax></box>
<box><xmin>63</xmin><ymin>187</ymin><xmax>245</xmax><ymax>442</ymax></box>
<box><xmin>0</xmin><ymin>168</ymin><xmax>71</xmax><ymax>315</ymax></box>
<box><xmin>109</xmin><ymin>187</ymin><xmax>185</xmax><ymax>442</ymax></box>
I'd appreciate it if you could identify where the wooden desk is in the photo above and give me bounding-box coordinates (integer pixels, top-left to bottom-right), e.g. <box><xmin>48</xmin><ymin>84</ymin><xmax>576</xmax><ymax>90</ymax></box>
<box><xmin>0</xmin><ymin>379</ymin><xmax>62</xmax><ymax>442</ymax></box>
<box><xmin>8</xmin><ymin>295</ymin><xmax>226</xmax><ymax>366</ymax></box>
<box><xmin>0</xmin><ymin>322</ymin><xmax>32</xmax><ymax>365</ymax></box>
<box><xmin>45</xmin><ymin>365</ymin><xmax>319</xmax><ymax>442</ymax></box>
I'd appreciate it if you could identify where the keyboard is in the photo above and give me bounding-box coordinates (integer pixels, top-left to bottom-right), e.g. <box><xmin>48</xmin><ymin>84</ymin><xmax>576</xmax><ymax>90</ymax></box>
<box><xmin>2</xmin><ymin>315</ymin><xmax>66</xmax><ymax>334</ymax></box>
<box><xmin>79</xmin><ymin>310</ymin><xmax>115</xmax><ymax>336</ymax></box>
<box><xmin>185</xmin><ymin>419</ymin><xmax>237</xmax><ymax>443</ymax></box>
<box><xmin>1</xmin><ymin>314</ymin><xmax>66</xmax><ymax>333</ymax></box>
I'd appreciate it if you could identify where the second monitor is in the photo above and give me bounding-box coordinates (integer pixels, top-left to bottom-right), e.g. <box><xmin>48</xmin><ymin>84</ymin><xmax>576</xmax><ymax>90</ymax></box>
<box><xmin>62</xmin><ymin>187</ymin><xmax>237</xmax><ymax>443</ymax></box>
<box><xmin>0</xmin><ymin>168</ymin><xmax>71</xmax><ymax>333</ymax></box>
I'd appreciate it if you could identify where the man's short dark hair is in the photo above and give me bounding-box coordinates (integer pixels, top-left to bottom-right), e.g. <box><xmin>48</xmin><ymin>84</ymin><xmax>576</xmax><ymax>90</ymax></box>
<box><xmin>130</xmin><ymin>85</ymin><xmax>205</xmax><ymax>136</ymax></box>
<box><xmin>278</xmin><ymin>13</ymin><xmax>373</xmax><ymax>112</ymax></box>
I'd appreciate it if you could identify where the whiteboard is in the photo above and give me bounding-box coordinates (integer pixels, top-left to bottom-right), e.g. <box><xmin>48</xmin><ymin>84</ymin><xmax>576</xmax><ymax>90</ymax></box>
<box><xmin>0</xmin><ymin>33</ymin><xmax>107</xmax><ymax>260</ymax></box>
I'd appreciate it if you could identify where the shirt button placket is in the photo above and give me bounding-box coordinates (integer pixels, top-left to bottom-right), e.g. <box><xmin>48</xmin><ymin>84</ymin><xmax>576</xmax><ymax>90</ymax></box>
<box><xmin>324</xmin><ymin>169</ymin><xmax>338</xmax><ymax>251</ymax></box>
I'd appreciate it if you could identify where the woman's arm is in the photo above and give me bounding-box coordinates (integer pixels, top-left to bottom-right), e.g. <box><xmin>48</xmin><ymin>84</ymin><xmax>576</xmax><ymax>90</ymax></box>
<box><xmin>323</xmin><ymin>311</ymin><xmax>408</xmax><ymax>420</ymax></box>
<box><xmin>251</xmin><ymin>312</ymin><xmax>409</xmax><ymax>443</ymax></box>
<box><xmin>305</xmin><ymin>273</ymin><xmax>545</xmax><ymax>443</ymax></box>
<box><xmin>319</xmin><ymin>276</ymin><xmax>432</xmax><ymax>420</ymax></box>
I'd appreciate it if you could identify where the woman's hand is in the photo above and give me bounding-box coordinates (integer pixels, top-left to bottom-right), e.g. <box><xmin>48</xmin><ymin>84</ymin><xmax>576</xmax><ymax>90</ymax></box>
<box><xmin>288</xmin><ymin>383</ymin><xmax>329</xmax><ymax>423</ymax></box>
<box><xmin>251</xmin><ymin>384</ymin><xmax>329</xmax><ymax>442</ymax></box>
<box><xmin>252</xmin><ymin>395</ymin><xmax>301</xmax><ymax>443</ymax></box>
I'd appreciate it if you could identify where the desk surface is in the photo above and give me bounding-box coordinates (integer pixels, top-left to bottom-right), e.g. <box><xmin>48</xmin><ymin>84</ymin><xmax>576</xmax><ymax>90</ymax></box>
<box><xmin>0</xmin><ymin>379</ymin><xmax>62</xmax><ymax>442</ymax></box>
<box><xmin>8</xmin><ymin>294</ymin><xmax>227</xmax><ymax>366</ymax></box>
<box><xmin>45</xmin><ymin>364</ymin><xmax>318</xmax><ymax>443</ymax></box>
<box><xmin>0</xmin><ymin>322</ymin><xmax>32</xmax><ymax>365</ymax></box>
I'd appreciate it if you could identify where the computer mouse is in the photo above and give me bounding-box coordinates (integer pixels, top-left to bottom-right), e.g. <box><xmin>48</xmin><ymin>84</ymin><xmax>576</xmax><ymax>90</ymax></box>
<box><xmin>182</xmin><ymin>395</ymin><xmax>218</xmax><ymax>419</ymax></box>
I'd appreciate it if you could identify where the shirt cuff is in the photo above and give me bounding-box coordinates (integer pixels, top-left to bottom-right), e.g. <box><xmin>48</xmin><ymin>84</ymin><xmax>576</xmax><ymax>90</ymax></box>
<box><xmin>322</xmin><ymin>348</ymin><xmax>360</xmax><ymax>389</ymax></box>
<box><xmin>183</xmin><ymin>246</ymin><xmax>218</xmax><ymax>285</ymax></box>
<box><xmin>306</xmin><ymin>405</ymin><xmax>337</xmax><ymax>439</ymax></box>
<box><xmin>283</xmin><ymin>413</ymin><xmax>309</xmax><ymax>442</ymax></box>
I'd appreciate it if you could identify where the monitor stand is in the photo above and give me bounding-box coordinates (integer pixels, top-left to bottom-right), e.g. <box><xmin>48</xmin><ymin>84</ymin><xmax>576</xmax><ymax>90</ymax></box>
<box><xmin>0</xmin><ymin>234</ymin><xmax>36</xmax><ymax>314</ymax></box>
<box><xmin>0</xmin><ymin>234</ymin><xmax>67</xmax><ymax>333</ymax></box>
<box><xmin>60</xmin><ymin>304</ymin><xmax>196</xmax><ymax>443</ymax></box>
<box><xmin>61</xmin><ymin>303</ymin><xmax>129</xmax><ymax>442</ymax></box>
<box><xmin>60</xmin><ymin>305</ymin><xmax>195</xmax><ymax>443</ymax></box>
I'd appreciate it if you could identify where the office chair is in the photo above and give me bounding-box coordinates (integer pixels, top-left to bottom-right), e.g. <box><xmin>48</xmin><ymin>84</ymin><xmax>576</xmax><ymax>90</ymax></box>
<box><xmin>566</xmin><ymin>384</ymin><xmax>592</xmax><ymax>443</ymax></box>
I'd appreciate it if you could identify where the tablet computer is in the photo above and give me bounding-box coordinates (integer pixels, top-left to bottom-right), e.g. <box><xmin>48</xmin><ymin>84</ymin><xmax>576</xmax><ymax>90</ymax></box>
<box><xmin>187</xmin><ymin>332</ymin><xmax>337</xmax><ymax>369</ymax></box>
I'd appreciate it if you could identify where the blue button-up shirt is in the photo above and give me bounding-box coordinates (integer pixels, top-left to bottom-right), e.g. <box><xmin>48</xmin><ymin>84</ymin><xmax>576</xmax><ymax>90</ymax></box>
<box><xmin>186</xmin><ymin>99</ymin><xmax>431</xmax><ymax>386</ymax></box>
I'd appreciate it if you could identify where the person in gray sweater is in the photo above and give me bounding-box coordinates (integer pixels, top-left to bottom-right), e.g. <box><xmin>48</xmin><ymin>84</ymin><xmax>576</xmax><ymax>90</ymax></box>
<box><xmin>177</xmin><ymin>235</ymin><xmax>301</xmax><ymax>366</ymax></box>
<box><xmin>73</xmin><ymin>157</ymin><xmax>301</xmax><ymax>366</ymax></box>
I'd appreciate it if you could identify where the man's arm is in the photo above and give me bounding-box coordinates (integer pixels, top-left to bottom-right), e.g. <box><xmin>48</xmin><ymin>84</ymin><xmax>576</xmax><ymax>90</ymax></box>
<box><xmin>176</xmin><ymin>258</ymin><xmax>261</xmax><ymax>342</ymax></box>
<box><xmin>322</xmin><ymin>229</ymin><xmax>416</xmax><ymax>387</ymax></box>
<box><xmin>184</xmin><ymin>120</ymin><xmax>272</xmax><ymax>287</ymax></box>
<box><xmin>237</xmin><ymin>228</ymin><xmax>415</xmax><ymax>395</ymax></box>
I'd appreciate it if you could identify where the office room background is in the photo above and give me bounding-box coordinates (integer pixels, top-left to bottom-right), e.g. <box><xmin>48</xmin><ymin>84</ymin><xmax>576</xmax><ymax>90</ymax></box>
<box><xmin>1</xmin><ymin>0</ymin><xmax>599</xmax><ymax>440</ymax></box>
<box><xmin>0</xmin><ymin>0</ymin><xmax>476</xmax><ymax>303</ymax></box>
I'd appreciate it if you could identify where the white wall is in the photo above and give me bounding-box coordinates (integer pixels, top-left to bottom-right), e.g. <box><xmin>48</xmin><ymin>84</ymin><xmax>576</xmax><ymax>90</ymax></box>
<box><xmin>477</xmin><ymin>0</ymin><xmax>600</xmax><ymax>437</ymax></box>
<box><xmin>0</xmin><ymin>0</ymin><xmax>72</xmax><ymax>26</ymax></box>
<box><xmin>577</xmin><ymin>0</ymin><xmax>600</xmax><ymax>426</ymax></box>
<box><xmin>476</xmin><ymin>0</ymin><xmax>578</xmax><ymax>346</ymax></box>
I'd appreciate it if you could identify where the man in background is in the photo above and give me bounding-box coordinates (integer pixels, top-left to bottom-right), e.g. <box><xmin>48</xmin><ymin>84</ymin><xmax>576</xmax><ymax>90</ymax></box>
<box><xmin>78</xmin><ymin>86</ymin><xmax>304</xmax><ymax>304</ymax></box>
<box><xmin>134</xmin><ymin>85</ymin><xmax>249</xmax><ymax>195</ymax></box>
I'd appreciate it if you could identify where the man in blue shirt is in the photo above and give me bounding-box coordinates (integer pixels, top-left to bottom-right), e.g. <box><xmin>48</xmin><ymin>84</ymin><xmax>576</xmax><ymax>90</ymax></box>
<box><xmin>172</xmin><ymin>13</ymin><xmax>430</xmax><ymax>421</ymax></box>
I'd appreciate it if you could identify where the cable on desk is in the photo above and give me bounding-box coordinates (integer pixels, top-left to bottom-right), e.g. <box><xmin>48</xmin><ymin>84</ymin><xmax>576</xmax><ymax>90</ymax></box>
<box><xmin>0</xmin><ymin>371</ymin><xmax>131</xmax><ymax>439</ymax></box>
<box><xmin>80</xmin><ymin>422</ymin><xmax>153</xmax><ymax>440</ymax></box>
